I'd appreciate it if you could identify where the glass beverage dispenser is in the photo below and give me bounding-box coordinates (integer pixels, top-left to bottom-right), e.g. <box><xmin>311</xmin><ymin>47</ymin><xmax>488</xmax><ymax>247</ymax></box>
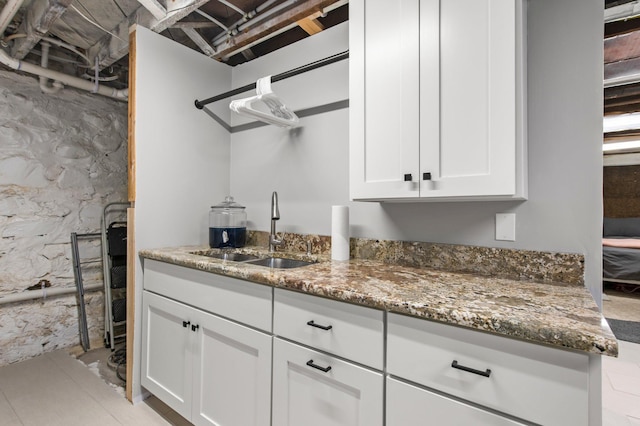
<box><xmin>209</xmin><ymin>196</ymin><xmax>247</xmax><ymax>248</ymax></box>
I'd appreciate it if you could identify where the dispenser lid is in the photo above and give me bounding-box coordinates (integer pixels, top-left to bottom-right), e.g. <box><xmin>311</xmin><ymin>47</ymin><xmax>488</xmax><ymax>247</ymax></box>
<box><xmin>211</xmin><ymin>196</ymin><xmax>245</xmax><ymax>210</ymax></box>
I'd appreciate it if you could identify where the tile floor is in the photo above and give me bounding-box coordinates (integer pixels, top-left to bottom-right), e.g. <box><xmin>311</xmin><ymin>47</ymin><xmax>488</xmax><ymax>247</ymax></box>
<box><xmin>603</xmin><ymin>340</ymin><xmax>640</xmax><ymax>426</ymax></box>
<box><xmin>0</xmin><ymin>349</ymin><xmax>187</xmax><ymax>425</ymax></box>
<box><xmin>0</xmin><ymin>323</ymin><xmax>638</xmax><ymax>425</ymax></box>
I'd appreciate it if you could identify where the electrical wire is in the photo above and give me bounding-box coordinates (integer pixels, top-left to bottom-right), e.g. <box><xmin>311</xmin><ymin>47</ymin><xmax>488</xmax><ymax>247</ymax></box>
<box><xmin>69</xmin><ymin>4</ymin><xmax>126</xmax><ymax>43</ymax></box>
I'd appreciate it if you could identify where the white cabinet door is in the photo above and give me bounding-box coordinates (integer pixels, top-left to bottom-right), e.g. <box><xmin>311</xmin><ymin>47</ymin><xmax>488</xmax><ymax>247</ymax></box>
<box><xmin>386</xmin><ymin>378</ymin><xmax>526</xmax><ymax>426</ymax></box>
<box><xmin>192</xmin><ymin>310</ymin><xmax>272</xmax><ymax>426</ymax></box>
<box><xmin>272</xmin><ymin>338</ymin><xmax>383</xmax><ymax>426</ymax></box>
<box><xmin>350</xmin><ymin>0</ymin><xmax>525</xmax><ymax>201</ymax></box>
<box><xmin>349</xmin><ymin>0</ymin><xmax>420</xmax><ymax>200</ymax></box>
<box><xmin>141</xmin><ymin>291</ymin><xmax>194</xmax><ymax>421</ymax></box>
<box><xmin>420</xmin><ymin>0</ymin><xmax>525</xmax><ymax>199</ymax></box>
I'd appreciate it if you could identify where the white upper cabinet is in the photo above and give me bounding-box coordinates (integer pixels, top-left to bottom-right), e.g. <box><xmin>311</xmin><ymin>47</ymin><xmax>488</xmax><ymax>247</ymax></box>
<box><xmin>350</xmin><ymin>0</ymin><xmax>527</xmax><ymax>201</ymax></box>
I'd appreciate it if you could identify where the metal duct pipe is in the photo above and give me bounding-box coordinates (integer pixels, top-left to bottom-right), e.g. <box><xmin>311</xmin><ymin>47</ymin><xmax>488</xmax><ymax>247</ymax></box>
<box><xmin>0</xmin><ymin>282</ymin><xmax>102</xmax><ymax>306</ymax></box>
<box><xmin>0</xmin><ymin>0</ymin><xmax>25</xmax><ymax>35</ymax></box>
<box><xmin>0</xmin><ymin>48</ymin><xmax>128</xmax><ymax>101</ymax></box>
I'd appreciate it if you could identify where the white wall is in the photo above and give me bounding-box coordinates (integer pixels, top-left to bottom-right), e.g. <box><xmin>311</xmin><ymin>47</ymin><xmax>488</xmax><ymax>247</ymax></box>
<box><xmin>132</xmin><ymin>26</ymin><xmax>231</xmax><ymax>400</ymax></box>
<box><xmin>230</xmin><ymin>4</ymin><xmax>603</xmax><ymax>303</ymax></box>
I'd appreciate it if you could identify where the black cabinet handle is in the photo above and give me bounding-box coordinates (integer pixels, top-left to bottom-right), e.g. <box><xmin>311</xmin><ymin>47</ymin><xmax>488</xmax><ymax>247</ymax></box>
<box><xmin>307</xmin><ymin>320</ymin><xmax>332</xmax><ymax>331</ymax></box>
<box><xmin>306</xmin><ymin>360</ymin><xmax>332</xmax><ymax>373</ymax></box>
<box><xmin>451</xmin><ymin>360</ymin><xmax>491</xmax><ymax>378</ymax></box>
<box><xmin>182</xmin><ymin>321</ymin><xmax>190</xmax><ymax>328</ymax></box>
<box><xmin>423</xmin><ymin>172</ymin><xmax>432</xmax><ymax>181</ymax></box>
<box><xmin>191</xmin><ymin>324</ymin><xmax>199</xmax><ymax>332</ymax></box>
<box><xmin>404</xmin><ymin>173</ymin><xmax>413</xmax><ymax>182</ymax></box>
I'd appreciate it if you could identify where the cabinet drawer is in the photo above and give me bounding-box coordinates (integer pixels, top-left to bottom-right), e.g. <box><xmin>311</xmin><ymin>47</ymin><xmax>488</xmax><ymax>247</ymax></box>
<box><xmin>274</xmin><ymin>288</ymin><xmax>384</xmax><ymax>369</ymax></box>
<box><xmin>387</xmin><ymin>313</ymin><xmax>589</xmax><ymax>426</ymax></box>
<box><xmin>386</xmin><ymin>377</ymin><xmax>526</xmax><ymax>426</ymax></box>
<box><xmin>272</xmin><ymin>338</ymin><xmax>383</xmax><ymax>426</ymax></box>
<box><xmin>143</xmin><ymin>259</ymin><xmax>272</xmax><ymax>332</ymax></box>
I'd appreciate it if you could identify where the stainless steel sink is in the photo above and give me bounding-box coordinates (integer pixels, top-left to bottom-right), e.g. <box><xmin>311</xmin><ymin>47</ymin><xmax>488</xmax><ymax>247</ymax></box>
<box><xmin>245</xmin><ymin>257</ymin><xmax>315</xmax><ymax>269</ymax></box>
<box><xmin>199</xmin><ymin>252</ymin><xmax>260</xmax><ymax>262</ymax></box>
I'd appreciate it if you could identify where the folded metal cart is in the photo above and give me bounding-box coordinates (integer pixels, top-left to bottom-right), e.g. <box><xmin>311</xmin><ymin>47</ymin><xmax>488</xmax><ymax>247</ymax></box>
<box><xmin>102</xmin><ymin>202</ymin><xmax>130</xmax><ymax>349</ymax></box>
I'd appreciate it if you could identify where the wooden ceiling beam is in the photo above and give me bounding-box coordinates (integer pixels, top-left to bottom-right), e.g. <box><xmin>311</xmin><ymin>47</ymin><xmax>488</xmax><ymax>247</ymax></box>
<box><xmin>605</xmin><ymin>82</ymin><xmax>640</xmax><ymax>100</ymax></box>
<box><xmin>181</xmin><ymin>27</ymin><xmax>215</xmax><ymax>57</ymax></box>
<box><xmin>297</xmin><ymin>11</ymin><xmax>324</xmax><ymax>36</ymax></box>
<box><xmin>11</xmin><ymin>0</ymin><xmax>73</xmax><ymax>59</ymax></box>
<box><xmin>605</xmin><ymin>101</ymin><xmax>640</xmax><ymax>115</ymax></box>
<box><xmin>605</xmin><ymin>30</ymin><xmax>640</xmax><ymax>63</ymax></box>
<box><xmin>86</xmin><ymin>0</ymin><xmax>210</xmax><ymax>70</ymax></box>
<box><xmin>213</xmin><ymin>0</ymin><xmax>339</xmax><ymax>60</ymax></box>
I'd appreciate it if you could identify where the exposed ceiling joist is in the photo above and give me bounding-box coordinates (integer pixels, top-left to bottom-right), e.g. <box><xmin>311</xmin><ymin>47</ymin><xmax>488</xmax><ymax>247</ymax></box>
<box><xmin>212</xmin><ymin>0</ymin><xmax>337</xmax><ymax>60</ymax></box>
<box><xmin>11</xmin><ymin>0</ymin><xmax>72</xmax><ymax>59</ymax></box>
<box><xmin>297</xmin><ymin>11</ymin><xmax>324</xmax><ymax>35</ymax></box>
<box><xmin>182</xmin><ymin>26</ymin><xmax>215</xmax><ymax>57</ymax></box>
<box><xmin>86</xmin><ymin>0</ymin><xmax>209</xmax><ymax>70</ymax></box>
<box><xmin>606</xmin><ymin>0</ymin><xmax>640</xmax><ymax>23</ymax></box>
<box><xmin>136</xmin><ymin>0</ymin><xmax>165</xmax><ymax>20</ymax></box>
<box><xmin>171</xmin><ymin>21</ymin><xmax>218</xmax><ymax>29</ymax></box>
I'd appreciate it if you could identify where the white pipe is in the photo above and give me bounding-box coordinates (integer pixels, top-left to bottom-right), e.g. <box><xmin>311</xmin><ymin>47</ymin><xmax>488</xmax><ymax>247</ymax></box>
<box><xmin>0</xmin><ymin>282</ymin><xmax>103</xmax><ymax>306</ymax></box>
<box><xmin>604</xmin><ymin>73</ymin><xmax>640</xmax><ymax>88</ymax></box>
<box><xmin>39</xmin><ymin>42</ymin><xmax>63</xmax><ymax>94</ymax></box>
<box><xmin>6</xmin><ymin>33</ymin><xmax>92</xmax><ymax>66</ymax></box>
<box><xmin>0</xmin><ymin>0</ymin><xmax>25</xmax><ymax>35</ymax></box>
<box><xmin>195</xmin><ymin>9</ymin><xmax>228</xmax><ymax>31</ymax></box>
<box><xmin>213</xmin><ymin>0</ymin><xmax>295</xmax><ymax>48</ymax></box>
<box><xmin>211</xmin><ymin>0</ymin><xmax>280</xmax><ymax>46</ymax></box>
<box><xmin>0</xmin><ymin>49</ymin><xmax>128</xmax><ymax>101</ymax></box>
<box><xmin>217</xmin><ymin>0</ymin><xmax>246</xmax><ymax>16</ymax></box>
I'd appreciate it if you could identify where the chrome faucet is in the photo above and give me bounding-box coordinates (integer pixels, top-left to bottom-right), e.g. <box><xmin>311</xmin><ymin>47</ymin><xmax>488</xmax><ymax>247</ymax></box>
<box><xmin>269</xmin><ymin>191</ymin><xmax>284</xmax><ymax>252</ymax></box>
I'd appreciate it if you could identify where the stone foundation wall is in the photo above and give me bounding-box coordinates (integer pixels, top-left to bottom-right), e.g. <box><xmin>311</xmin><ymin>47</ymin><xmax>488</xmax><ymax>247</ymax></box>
<box><xmin>0</xmin><ymin>70</ymin><xmax>127</xmax><ymax>366</ymax></box>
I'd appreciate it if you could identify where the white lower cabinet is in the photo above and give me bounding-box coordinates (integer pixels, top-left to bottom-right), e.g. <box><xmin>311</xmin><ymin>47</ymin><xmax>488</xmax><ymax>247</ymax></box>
<box><xmin>141</xmin><ymin>291</ymin><xmax>272</xmax><ymax>426</ymax></box>
<box><xmin>141</xmin><ymin>261</ymin><xmax>596</xmax><ymax>425</ymax></box>
<box><xmin>386</xmin><ymin>377</ymin><xmax>526</xmax><ymax>426</ymax></box>
<box><xmin>387</xmin><ymin>313</ymin><xmax>589</xmax><ymax>426</ymax></box>
<box><xmin>272</xmin><ymin>338</ymin><xmax>383</xmax><ymax>426</ymax></box>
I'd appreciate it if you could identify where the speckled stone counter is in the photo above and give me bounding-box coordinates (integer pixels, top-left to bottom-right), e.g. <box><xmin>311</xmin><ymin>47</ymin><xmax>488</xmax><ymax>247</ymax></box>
<box><xmin>139</xmin><ymin>245</ymin><xmax>618</xmax><ymax>357</ymax></box>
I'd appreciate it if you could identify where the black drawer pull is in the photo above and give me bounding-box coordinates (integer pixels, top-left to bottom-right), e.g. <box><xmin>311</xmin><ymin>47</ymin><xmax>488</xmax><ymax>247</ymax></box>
<box><xmin>182</xmin><ymin>321</ymin><xmax>190</xmax><ymax>328</ymax></box>
<box><xmin>191</xmin><ymin>324</ymin><xmax>199</xmax><ymax>332</ymax></box>
<box><xmin>423</xmin><ymin>172</ymin><xmax>432</xmax><ymax>181</ymax></box>
<box><xmin>404</xmin><ymin>173</ymin><xmax>413</xmax><ymax>182</ymax></box>
<box><xmin>451</xmin><ymin>360</ymin><xmax>491</xmax><ymax>378</ymax></box>
<box><xmin>306</xmin><ymin>360</ymin><xmax>332</xmax><ymax>373</ymax></box>
<box><xmin>307</xmin><ymin>320</ymin><xmax>332</xmax><ymax>331</ymax></box>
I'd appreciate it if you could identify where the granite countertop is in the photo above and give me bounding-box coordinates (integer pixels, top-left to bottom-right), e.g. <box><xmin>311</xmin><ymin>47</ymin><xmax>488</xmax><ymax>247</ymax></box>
<box><xmin>139</xmin><ymin>245</ymin><xmax>618</xmax><ymax>357</ymax></box>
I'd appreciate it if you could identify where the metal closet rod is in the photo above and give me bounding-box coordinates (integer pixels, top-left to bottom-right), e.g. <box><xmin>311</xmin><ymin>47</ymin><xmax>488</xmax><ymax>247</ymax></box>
<box><xmin>194</xmin><ymin>50</ymin><xmax>349</xmax><ymax>109</ymax></box>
